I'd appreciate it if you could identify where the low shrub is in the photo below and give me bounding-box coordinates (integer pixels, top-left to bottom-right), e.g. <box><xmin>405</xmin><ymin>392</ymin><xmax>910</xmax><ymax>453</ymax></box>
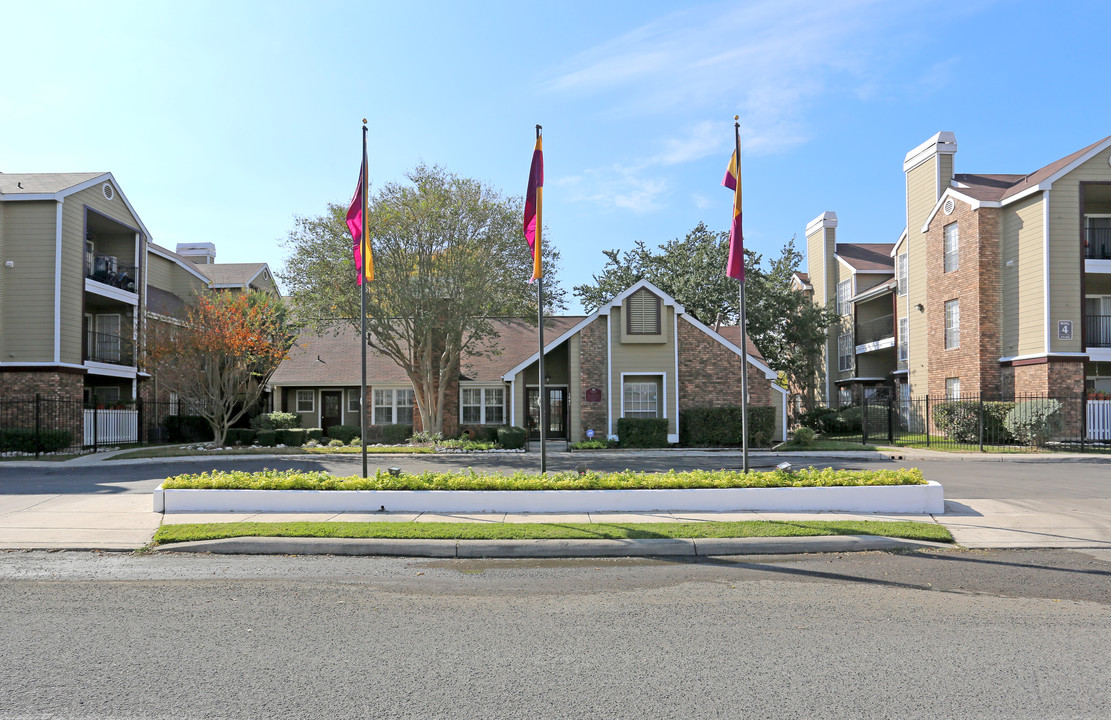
<box><xmin>381</xmin><ymin>424</ymin><xmax>412</xmax><ymax>445</ymax></box>
<box><xmin>164</xmin><ymin>415</ymin><xmax>211</xmax><ymax>443</ymax></box>
<box><xmin>325</xmin><ymin>425</ymin><xmax>360</xmax><ymax>444</ymax></box>
<box><xmin>798</xmin><ymin>407</ymin><xmax>843</xmax><ymax>435</ymax></box>
<box><xmin>437</xmin><ymin>438</ymin><xmax>497</xmax><ymax>451</ymax></box>
<box><xmin>1004</xmin><ymin>399</ymin><xmax>1063</xmax><ymax>446</ymax></box>
<box><xmin>496</xmin><ymin>425</ymin><xmax>527</xmax><ymax>450</ymax></box>
<box><xmin>225</xmin><ymin>428</ymin><xmax>257</xmax><ymax>446</ymax></box>
<box><xmin>616</xmin><ymin>418</ymin><xmax>669</xmax><ymax>448</ymax></box>
<box><xmin>277</xmin><ymin>429</ymin><xmax>305</xmax><ymax>446</ymax></box>
<box><xmin>327</xmin><ymin>438</ymin><xmax>345</xmax><ymax>447</ymax></box>
<box><xmin>348</xmin><ymin>437</ymin><xmax>361</xmax><ymax>447</ymax></box>
<box><xmin>792</xmin><ymin>427</ymin><xmax>816</xmax><ymax>446</ymax></box>
<box><xmin>0</xmin><ymin>428</ymin><xmax>74</xmax><ymax>454</ymax></box>
<box><xmin>411</xmin><ymin>430</ymin><xmax>443</xmax><ymax>444</ymax></box>
<box><xmin>250</xmin><ymin>412</ymin><xmax>302</xmax><ymax>431</ymax></box>
<box><xmin>570</xmin><ymin>439</ymin><xmax>614</xmax><ymax>450</ymax></box>
<box><xmin>932</xmin><ymin>401</ymin><xmax>1016</xmax><ymax>444</ymax></box>
<box><xmin>679</xmin><ymin>406</ymin><xmax>776</xmax><ymax>447</ymax></box>
<box><xmin>256</xmin><ymin>429</ymin><xmax>277</xmax><ymax>447</ymax></box>
<box><xmin>305</xmin><ymin>428</ymin><xmax>324</xmax><ymax>442</ymax></box>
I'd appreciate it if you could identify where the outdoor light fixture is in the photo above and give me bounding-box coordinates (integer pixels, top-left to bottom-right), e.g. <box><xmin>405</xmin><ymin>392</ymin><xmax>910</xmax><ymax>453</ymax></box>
<box><xmin>544</xmin><ymin>374</ymin><xmax>552</xmax><ymax>383</ymax></box>
<box><xmin>915</xmin><ymin>303</ymin><xmax>925</xmax><ymax>312</ymax></box>
<box><xmin>388</xmin><ymin>467</ymin><xmax>402</xmax><ymax>477</ymax></box>
<box><xmin>775</xmin><ymin>461</ymin><xmax>793</xmax><ymax>472</ymax></box>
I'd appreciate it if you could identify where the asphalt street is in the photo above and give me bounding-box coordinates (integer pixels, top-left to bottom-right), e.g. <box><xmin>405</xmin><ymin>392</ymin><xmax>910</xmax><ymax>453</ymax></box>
<box><xmin>1</xmin><ymin>549</ymin><xmax>1108</xmax><ymax>719</ymax></box>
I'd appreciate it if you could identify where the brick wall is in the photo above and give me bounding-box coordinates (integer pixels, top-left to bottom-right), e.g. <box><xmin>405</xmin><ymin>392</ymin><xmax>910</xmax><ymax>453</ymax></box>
<box><xmin>578</xmin><ymin>318</ymin><xmax>609</xmax><ymax>435</ymax></box>
<box><xmin>924</xmin><ymin>200</ymin><xmax>1004</xmax><ymax>398</ymax></box>
<box><xmin>0</xmin><ymin>369</ymin><xmax>84</xmax><ymax>402</ymax></box>
<box><xmin>677</xmin><ymin>319</ymin><xmax>772</xmax><ymax>408</ymax></box>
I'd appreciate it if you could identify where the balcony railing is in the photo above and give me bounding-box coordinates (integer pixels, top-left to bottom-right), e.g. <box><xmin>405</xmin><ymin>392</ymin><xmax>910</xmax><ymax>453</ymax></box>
<box><xmin>84</xmin><ymin>332</ymin><xmax>135</xmax><ymax>366</ymax></box>
<box><xmin>85</xmin><ymin>251</ymin><xmax>137</xmax><ymax>292</ymax></box>
<box><xmin>1087</xmin><ymin>228</ymin><xmax>1111</xmax><ymax>260</ymax></box>
<box><xmin>855</xmin><ymin>313</ymin><xmax>895</xmax><ymax>347</ymax></box>
<box><xmin>1087</xmin><ymin>315</ymin><xmax>1111</xmax><ymax>348</ymax></box>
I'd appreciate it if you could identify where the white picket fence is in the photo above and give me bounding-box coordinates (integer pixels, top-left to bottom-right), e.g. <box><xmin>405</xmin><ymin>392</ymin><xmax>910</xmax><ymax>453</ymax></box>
<box><xmin>1089</xmin><ymin>400</ymin><xmax>1111</xmax><ymax>441</ymax></box>
<box><xmin>83</xmin><ymin>408</ymin><xmax>139</xmax><ymax>445</ymax></box>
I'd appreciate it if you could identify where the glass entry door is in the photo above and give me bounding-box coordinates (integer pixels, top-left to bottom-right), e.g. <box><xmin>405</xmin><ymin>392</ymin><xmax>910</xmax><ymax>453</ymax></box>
<box><xmin>526</xmin><ymin>387</ymin><xmax>567</xmax><ymax>440</ymax></box>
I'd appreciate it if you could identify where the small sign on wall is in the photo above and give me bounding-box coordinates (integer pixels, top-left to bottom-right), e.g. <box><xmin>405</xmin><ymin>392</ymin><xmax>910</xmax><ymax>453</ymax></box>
<box><xmin>1058</xmin><ymin>320</ymin><xmax>1073</xmax><ymax>341</ymax></box>
<box><xmin>584</xmin><ymin>386</ymin><xmax>602</xmax><ymax>402</ymax></box>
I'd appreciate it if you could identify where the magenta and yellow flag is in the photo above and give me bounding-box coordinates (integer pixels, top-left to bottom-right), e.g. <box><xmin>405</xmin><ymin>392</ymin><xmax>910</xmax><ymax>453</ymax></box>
<box><xmin>722</xmin><ymin>149</ymin><xmax>744</xmax><ymax>281</ymax></box>
<box><xmin>523</xmin><ymin>135</ymin><xmax>543</xmax><ymax>282</ymax></box>
<box><xmin>346</xmin><ymin>148</ymin><xmax>373</xmax><ymax>284</ymax></box>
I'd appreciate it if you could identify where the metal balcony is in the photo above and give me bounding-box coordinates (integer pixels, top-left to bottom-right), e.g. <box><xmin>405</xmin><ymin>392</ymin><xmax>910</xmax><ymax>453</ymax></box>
<box><xmin>84</xmin><ymin>332</ymin><xmax>135</xmax><ymax>366</ymax></box>
<box><xmin>85</xmin><ymin>252</ymin><xmax>137</xmax><ymax>293</ymax></box>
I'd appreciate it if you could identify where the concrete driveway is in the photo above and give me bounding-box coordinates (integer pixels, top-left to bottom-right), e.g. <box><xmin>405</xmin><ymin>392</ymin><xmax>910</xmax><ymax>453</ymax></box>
<box><xmin>1</xmin><ymin>449</ymin><xmax>1110</xmax><ymax>551</ymax></box>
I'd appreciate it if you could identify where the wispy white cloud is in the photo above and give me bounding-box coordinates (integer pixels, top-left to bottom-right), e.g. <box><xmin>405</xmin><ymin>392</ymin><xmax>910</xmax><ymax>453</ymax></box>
<box><xmin>543</xmin><ymin>0</ymin><xmax>932</xmax><ymax>211</ymax></box>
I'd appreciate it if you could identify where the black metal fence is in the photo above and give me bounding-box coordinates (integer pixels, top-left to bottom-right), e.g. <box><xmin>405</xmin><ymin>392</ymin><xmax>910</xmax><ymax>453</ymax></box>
<box><xmin>0</xmin><ymin>396</ymin><xmax>214</xmax><ymax>456</ymax></box>
<box><xmin>800</xmin><ymin>392</ymin><xmax>1111</xmax><ymax>453</ymax></box>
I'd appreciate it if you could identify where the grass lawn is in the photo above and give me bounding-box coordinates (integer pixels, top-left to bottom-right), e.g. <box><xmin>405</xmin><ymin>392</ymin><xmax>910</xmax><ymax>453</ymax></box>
<box><xmin>153</xmin><ymin>518</ymin><xmax>953</xmax><ymax>545</ymax></box>
<box><xmin>775</xmin><ymin>440</ymin><xmax>877</xmax><ymax>451</ymax></box>
<box><xmin>110</xmin><ymin>445</ymin><xmax>435</xmax><ymax>460</ymax></box>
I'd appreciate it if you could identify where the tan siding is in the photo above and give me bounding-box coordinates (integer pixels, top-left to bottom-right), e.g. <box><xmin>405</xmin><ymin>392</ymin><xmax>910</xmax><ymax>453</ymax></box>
<box><xmin>609</xmin><ymin>305</ymin><xmax>677</xmax><ymax>435</ymax></box>
<box><xmin>853</xmin><ymin>273</ymin><xmax>890</xmax><ymax>293</ymax></box>
<box><xmin>1049</xmin><ymin>145</ymin><xmax>1111</xmax><ymax>352</ymax></box>
<box><xmin>938</xmin><ymin>154</ymin><xmax>954</xmax><ymax>188</ymax></box>
<box><xmin>1</xmin><ymin>201</ymin><xmax>57</xmax><ymax>360</ymax></box>
<box><xmin>906</xmin><ymin>158</ymin><xmax>938</xmax><ymax>239</ymax></box>
<box><xmin>906</xmin><ymin>214</ymin><xmax>930</xmax><ymax>395</ymax></box>
<box><xmin>146</xmin><ymin>254</ymin><xmax>174</xmax><ymax>292</ymax></box>
<box><xmin>1001</xmin><ymin>194</ymin><xmax>1045</xmax><ymax>357</ymax></box>
<box><xmin>0</xmin><ymin>202</ymin><xmax>5</xmax><ymax>356</ymax></box>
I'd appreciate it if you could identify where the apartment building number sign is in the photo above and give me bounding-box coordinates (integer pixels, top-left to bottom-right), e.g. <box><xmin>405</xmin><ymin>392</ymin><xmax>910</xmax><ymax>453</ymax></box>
<box><xmin>1058</xmin><ymin>320</ymin><xmax>1073</xmax><ymax>341</ymax></box>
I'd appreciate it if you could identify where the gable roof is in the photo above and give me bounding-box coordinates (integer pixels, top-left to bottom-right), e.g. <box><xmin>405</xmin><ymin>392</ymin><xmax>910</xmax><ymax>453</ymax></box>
<box><xmin>835</xmin><ymin>243</ymin><xmax>895</xmax><ymax>273</ymax></box>
<box><xmin>0</xmin><ymin>172</ymin><xmax>105</xmax><ymax>195</ymax></box>
<box><xmin>193</xmin><ymin>262</ymin><xmax>276</xmax><ymax>292</ymax></box>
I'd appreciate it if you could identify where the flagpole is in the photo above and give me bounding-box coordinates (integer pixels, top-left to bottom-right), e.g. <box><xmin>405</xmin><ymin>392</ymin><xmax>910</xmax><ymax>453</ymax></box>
<box><xmin>360</xmin><ymin>119</ymin><xmax>369</xmax><ymax>479</ymax></box>
<box><xmin>535</xmin><ymin>124</ymin><xmax>547</xmax><ymax>474</ymax></box>
<box><xmin>735</xmin><ymin>117</ymin><xmax>749</xmax><ymax>473</ymax></box>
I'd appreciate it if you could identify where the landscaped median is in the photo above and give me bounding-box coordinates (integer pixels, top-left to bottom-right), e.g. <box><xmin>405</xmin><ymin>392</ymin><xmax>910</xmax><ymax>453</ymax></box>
<box><xmin>154</xmin><ymin>467</ymin><xmax>944</xmax><ymax>514</ymax></box>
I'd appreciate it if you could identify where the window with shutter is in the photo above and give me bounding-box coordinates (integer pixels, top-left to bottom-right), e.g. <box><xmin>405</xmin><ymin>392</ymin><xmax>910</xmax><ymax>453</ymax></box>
<box><xmin>626</xmin><ymin>289</ymin><xmax>661</xmax><ymax>335</ymax></box>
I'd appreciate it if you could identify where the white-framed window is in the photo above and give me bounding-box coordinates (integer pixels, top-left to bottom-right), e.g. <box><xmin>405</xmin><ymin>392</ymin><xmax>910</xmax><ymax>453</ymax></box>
<box><xmin>898</xmin><ymin>317</ymin><xmax>909</xmax><ymax>362</ymax></box>
<box><xmin>461</xmin><ymin>387</ymin><xmax>505</xmax><ymax>425</ymax></box>
<box><xmin>838</xmin><ymin>332</ymin><xmax>854</xmax><ymax>372</ymax></box>
<box><xmin>946</xmin><ymin>377</ymin><xmax>961</xmax><ymax>400</ymax></box>
<box><xmin>346</xmin><ymin>388</ymin><xmax>361</xmax><ymax>414</ymax></box>
<box><xmin>296</xmin><ymin>389</ymin><xmax>314</xmax><ymax>413</ymax></box>
<box><xmin>837</xmin><ymin>278</ymin><xmax>853</xmax><ymax>316</ymax></box>
<box><xmin>943</xmin><ymin>222</ymin><xmax>959</xmax><ymax>273</ymax></box>
<box><xmin>622</xmin><ymin>378</ymin><xmax>659</xmax><ymax>418</ymax></box>
<box><xmin>945</xmin><ymin>299</ymin><xmax>960</xmax><ymax>349</ymax></box>
<box><xmin>169</xmin><ymin>391</ymin><xmax>179</xmax><ymax>416</ymax></box>
<box><xmin>897</xmin><ymin>253</ymin><xmax>908</xmax><ymax>296</ymax></box>
<box><xmin>838</xmin><ymin>385</ymin><xmax>852</xmax><ymax>407</ymax></box>
<box><xmin>374</xmin><ymin>388</ymin><xmax>414</xmax><ymax>425</ymax></box>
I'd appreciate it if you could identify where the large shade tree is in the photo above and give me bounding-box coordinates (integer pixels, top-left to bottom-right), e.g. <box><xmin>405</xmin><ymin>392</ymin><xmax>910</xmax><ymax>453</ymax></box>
<box><xmin>280</xmin><ymin>163</ymin><xmax>563</xmax><ymax>435</ymax></box>
<box><xmin>145</xmin><ymin>290</ymin><xmax>294</xmax><ymax>446</ymax></box>
<box><xmin>573</xmin><ymin>225</ymin><xmax>835</xmax><ymax>401</ymax></box>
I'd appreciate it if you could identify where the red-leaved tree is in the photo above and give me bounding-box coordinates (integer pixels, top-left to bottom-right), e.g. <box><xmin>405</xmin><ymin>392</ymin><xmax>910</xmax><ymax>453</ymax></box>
<box><xmin>146</xmin><ymin>290</ymin><xmax>294</xmax><ymax>445</ymax></box>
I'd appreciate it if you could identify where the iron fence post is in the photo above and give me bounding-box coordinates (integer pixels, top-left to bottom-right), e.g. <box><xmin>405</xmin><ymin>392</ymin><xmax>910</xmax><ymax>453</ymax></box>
<box><xmin>93</xmin><ymin>404</ymin><xmax>98</xmax><ymax>453</ymax></box>
<box><xmin>887</xmin><ymin>391</ymin><xmax>895</xmax><ymax>443</ymax></box>
<box><xmin>137</xmin><ymin>397</ymin><xmax>144</xmax><ymax>445</ymax></box>
<box><xmin>979</xmin><ymin>395</ymin><xmax>984</xmax><ymax>453</ymax></box>
<box><xmin>925</xmin><ymin>395</ymin><xmax>930</xmax><ymax>447</ymax></box>
<box><xmin>34</xmin><ymin>394</ymin><xmax>41</xmax><ymax>458</ymax></box>
<box><xmin>861</xmin><ymin>392</ymin><xmax>868</xmax><ymax>445</ymax></box>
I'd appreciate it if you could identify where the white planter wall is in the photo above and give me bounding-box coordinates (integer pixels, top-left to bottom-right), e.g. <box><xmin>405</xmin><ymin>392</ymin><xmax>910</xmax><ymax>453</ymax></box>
<box><xmin>155</xmin><ymin>481</ymin><xmax>944</xmax><ymax>515</ymax></box>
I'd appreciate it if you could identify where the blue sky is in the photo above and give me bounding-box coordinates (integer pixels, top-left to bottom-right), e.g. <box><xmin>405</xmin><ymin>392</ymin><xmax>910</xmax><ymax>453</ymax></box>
<box><xmin>3</xmin><ymin>0</ymin><xmax>1110</xmax><ymax>313</ymax></box>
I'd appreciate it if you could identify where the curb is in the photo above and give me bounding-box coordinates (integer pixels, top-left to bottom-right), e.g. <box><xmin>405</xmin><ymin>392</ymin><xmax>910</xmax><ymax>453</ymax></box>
<box><xmin>152</xmin><ymin>535</ymin><xmax>954</xmax><ymax>558</ymax></box>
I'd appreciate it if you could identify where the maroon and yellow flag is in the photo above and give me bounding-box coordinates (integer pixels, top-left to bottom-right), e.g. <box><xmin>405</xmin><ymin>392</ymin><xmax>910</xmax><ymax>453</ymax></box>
<box><xmin>346</xmin><ymin>147</ymin><xmax>373</xmax><ymax>284</ymax></box>
<box><xmin>523</xmin><ymin>135</ymin><xmax>543</xmax><ymax>282</ymax></box>
<box><xmin>722</xmin><ymin>149</ymin><xmax>744</xmax><ymax>281</ymax></box>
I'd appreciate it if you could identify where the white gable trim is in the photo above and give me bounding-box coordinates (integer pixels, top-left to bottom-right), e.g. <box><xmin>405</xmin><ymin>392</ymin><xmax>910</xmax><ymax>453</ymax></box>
<box><xmin>679</xmin><ymin>314</ymin><xmax>776</xmax><ymax>379</ymax></box>
<box><xmin>59</xmin><ymin>173</ymin><xmax>154</xmax><ymax>241</ymax></box>
<box><xmin>597</xmin><ymin>278</ymin><xmax>685</xmax><ymax>316</ymax></box>
<box><xmin>834</xmin><ymin>254</ymin><xmax>891</xmax><ymax>275</ymax></box>
<box><xmin>147</xmin><ymin>244</ymin><xmax>211</xmax><ymax>284</ymax></box>
<box><xmin>889</xmin><ymin>228</ymin><xmax>909</xmax><ymax>257</ymax></box>
<box><xmin>920</xmin><ymin>187</ymin><xmax>1001</xmax><ymax>233</ymax></box>
<box><xmin>500</xmin><ymin>313</ymin><xmax>598</xmax><ymax>381</ymax></box>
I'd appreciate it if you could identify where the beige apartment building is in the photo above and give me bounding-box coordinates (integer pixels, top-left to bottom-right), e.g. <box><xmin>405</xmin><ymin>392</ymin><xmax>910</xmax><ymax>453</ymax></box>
<box><xmin>0</xmin><ymin>172</ymin><xmax>277</xmax><ymax>410</ymax></box>
<box><xmin>803</xmin><ymin>131</ymin><xmax>1111</xmax><ymax>406</ymax></box>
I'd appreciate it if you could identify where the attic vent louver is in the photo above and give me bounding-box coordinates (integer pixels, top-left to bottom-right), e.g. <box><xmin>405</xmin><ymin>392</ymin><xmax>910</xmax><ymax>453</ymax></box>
<box><xmin>102</xmin><ymin>183</ymin><xmax>114</xmax><ymax>201</ymax></box>
<box><xmin>943</xmin><ymin>197</ymin><xmax>955</xmax><ymax>215</ymax></box>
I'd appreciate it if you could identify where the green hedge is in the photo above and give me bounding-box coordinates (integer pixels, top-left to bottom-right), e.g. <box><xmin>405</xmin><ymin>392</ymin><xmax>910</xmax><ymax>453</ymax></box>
<box><xmin>277</xmin><ymin>429</ymin><xmax>305</xmax><ymax>446</ymax></box>
<box><xmin>306</xmin><ymin>428</ymin><xmax>324</xmax><ymax>443</ymax></box>
<box><xmin>932</xmin><ymin>401</ymin><xmax>1016</xmax><ymax>444</ymax></box>
<box><xmin>225</xmin><ymin>428</ymin><xmax>257</xmax><ymax>446</ymax></box>
<box><xmin>256</xmin><ymin>429</ymin><xmax>277</xmax><ymax>447</ymax></box>
<box><xmin>0</xmin><ymin>428</ymin><xmax>74</xmax><ymax>454</ymax></box>
<box><xmin>616</xmin><ymin>418</ymin><xmax>669</xmax><ymax>448</ymax></box>
<box><xmin>679</xmin><ymin>406</ymin><xmax>776</xmax><ymax>447</ymax></box>
<box><xmin>163</xmin><ymin>466</ymin><xmax>928</xmax><ymax>491</ymax></box>
<box><xmin>325</xmin><ymin>425</ymin><xmax>360</xmax><ymax>444</ymax></box>
<box><xmin>164</xmin><ymin>415</ymin><xmax>211</xmax><ymax>443</ymax></box>
<box><xmin>381</xmin><ymin>424</ymin><xmax>412</xmax><ymax>444</ymax></box>
<box><xmin>250</xmin><ymin>412</ymin><xmax>302</xmax><ymax>431</ymax></box>
<box><xmin>496</xmin><ymin>425</ymin><xmax>527</xmax><ymax>450</ymax></box>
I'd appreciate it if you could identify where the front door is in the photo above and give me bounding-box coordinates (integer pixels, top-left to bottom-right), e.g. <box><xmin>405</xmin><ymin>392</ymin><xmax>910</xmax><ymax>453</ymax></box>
<box><xmin>526</xmin><ymin>387</ymin><xmax>567</xmax><ymax>440</ymax></box>
<box><xmin>320</xmin><ymin>390</ymin><xmax>343</xmax><ymax>436</ymax></box>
